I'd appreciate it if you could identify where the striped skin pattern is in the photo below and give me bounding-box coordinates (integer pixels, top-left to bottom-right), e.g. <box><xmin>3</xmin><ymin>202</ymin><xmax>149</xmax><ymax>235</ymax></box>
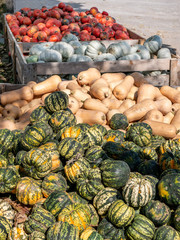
<box><xmin>174</xmin><ymin>206</ymin><xmax>180</xmax><ymax>231</ymax></box>
<box><xmin>159</xmin><ymin>150</ymin><xmax>180</xmax><ymax>171</ymax></box>
<box><xmin>49</xmin><ymin>109</ymin><xmax>76</xmax><ymax>133</ymax></box>
<box><xmin>76</xmin><ymin>168</ymin><xmax>104</xmax><ymax>200</ymax></box>
<box><xmin>0</xmin><ymin>166</ymin><xmax>19</xmax><ymax>193</ymax></box>
<box><xmin>87</xmin><ymin>204</ymin><xmax>99</xmax><ymax>227</ymax></box>
<box><xmin>16</xmin><ymin>177</ymin><xmax>43</xmax><ymax>205</ymax></box>
<box><xmin>144</xmin><ymin>175</ymin><xmax>158</xmax><ymax>200</ymax></box>
<box><xmin>44</xmin><ymin>91</ymin><xmax>69</xmax><ymax>113</ymax></box>
<box><xmin>58</xmin><ymin>203</ymin><xmax>91</xmax><ymax>234</ymax></box>
<box><xmin>0</xmin><ymin>155</ymin><xmax>8</xmax><ymax>167</ymax></box>
<box><xmin>80</xmin><ymin>227</ymin><xmax>103</xmax><ymax>240</ymax></box>
<box><xmin>97</xmin><ymin>218</ymin><xmax>126</xmax><ymax>240</ymax></box>
<box><xmin>43</xmin><ymin>190</ymin><xmax>74</xmax><ymax>217</ymax></box>
<box><xmin>64</xmin><ymin>154</ymin><xmax>90</xmax><ymax>183</ymax></box>
<box><xmin>93</xmin><ymin>187</ymin><xmax>121</xmax><ymax>216</ymax></box>
<box><xmin>139</xmin><ymin>147</ymin><xmax>158</xmax><ymax>161</ymax></box>
<box><xmin>153</xmin><ymin>226</ymin><xmax>179</xmax><ymax>240</ymax></box>
<box><xmin>20</xmin><ymin>122</ymin><xmax>53</xmax><ymax>150</ymax></box>
<box><xmin>0</xmin><ymin>216</ymin><xmax>11</xmax><ymax>240</ymax></box>
<box><xmin>109</xmin><ymin>113</ymin><xmax>129</xmax><ymax>130</ymax></box>
<box><xmin>22</xmin><ymin>149</ymin><xmax>52</xmax><ymax>179</ymax></box>
<box><xmin>58</xmin><ymin>138</ymin><xmax>84</xmax><ymax>161</ymax></box>
<box><xmin>42</xmin><ymin>172</ymin><xmax>68</xmax><ymax>198</ymax></box>
<box><xmin>0</xmin><ymin>199</ymin><xmax>15</xmax><ymax>226</ymax></box>
<box><xmin>126</xmin><ymin>214</ymin><xmax>155</xmax><ymax>240</ymax></box>
<box><xmin>93</xmin><ymin>124</ymin><xmax>107</xmax><ymax>136</ymax></box>
<box><xmin>108</xmin><ymin>200</ymin><xmax>135</xmax><ymax>228</ymax></box>
<box><xmin>47</xmin><ymin>221</ymin><xmax>79</xmax><ymax>240</ymax></box>
<box><xmin>141</xmin><ymin>200</ymin><xmax>171</xmax><ymax>226</ymax></box>
<box><xmin>86</xmin><ymin>127</ymin><xmax>103</xmax><ymax>147</ymax></box>
<box><xmin>158</xmin><ymin>173</ymin><xmax>180</xmax><ymax>206</ymax></box>
<box><xmin>29</xmin><ymin>231</ymin><xmax>46</xmax><ymax>240</ymax></box>
<box><xmin>85</xmin><ymin>145</ymin><xmax>108</xmax><ymax>168</ymax></box>
<box><xmin>9</xmin><ymin>223</ymin><xmax>28</xmax><ymax>240</ymax></box>
<box><xmin>69</xmin><ymin>192</ymin><xmax>88</xmax><ymax>205</ymax></box>
<box><xmin>159</xmin><ymin>139</ymin><xmax>180</xmax><ymax>156</ymax></box>
<box><xmin>103</xmin><ymin>129</ymin><xmax>125</xmax><ymax>143</ymax></box>
<box><xmin>24</xmin><ymin>206</ymin><xmax>56</xmax><ymax>234</ymax></box>
<box><xmin>122</xmin><ymin>177</ymin><xmax>153</xmax><ymax>208</ymax></box>
<box><xmin>29</xmin><ymin>106</ymin><xmax>51</xmax><ymax>124</ymax></box>
<box><xmin>137</xmin><ymin>160</ymin><xmax>160</xmax><ymax>178</ymax></box>
<box><xmin>0</xmin><ymin>129</ymin><xmax>14</xmax><ymax>151</ymax></box>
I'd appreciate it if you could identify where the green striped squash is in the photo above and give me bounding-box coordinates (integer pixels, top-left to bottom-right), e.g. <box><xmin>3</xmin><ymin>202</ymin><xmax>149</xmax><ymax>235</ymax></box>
<box><xmin>80</xmin><ymin>227</ymin><xmax>103</xmax><ymax>240</ymax></box>
<box><xmin>158</xmin><ymin>173</ymin><xmax>180</xmax><ymax>206</ymax></box>
<box><xmin>64</xmin><ymin>153</ymin><xmax>90</xmax><ymax>183</ymax></box>
<box><xmin>141</xmin><ymin>200</ymin><xmax>171</xmax><ymax>226</ymax></box>
<box><xmin>139</xmin><ymin>146</ymin><xmax>158</xmax><ymax>161</ymax></box>
<box><xmin>43</xmin><ymin>190</ymin><xmax>74</xmax><ymax>217</ymax></box>
<box><xmin>24</xmin><ymin>206</ymin><xmax>56</xmax><ymax>234</ymax></box>
<box><xmin>58</xmin><ymin>138</ymin><xmax>84</xmax><ymax>161</ymax></box>
<box><xmin>103</xmin><ymin>129</ymin><xmax>125</xmax><ymax>143</ymax></box>
<box><xmin>121</xmin><ymin>141</ymin><xmax>141</xmax><ymax>153</ymax></box>
<box><xmin>122</xmin><ymin>177</ymin><xmax>153</xmax><ymax>208</ymax></box>
<box><xmin>44</xmin><ymin>91</ymin><xmax>69</xmax><ymax>113</ymax></box>
<box><xmin>0</xmin><ymin>129</ymin><xmax>14</xmax><ymax>151</ymax></box>
<box><xmin>85</xmin><ymin>145</ymin><xmax>108</xmax><ymax>168</ymax></box>
<box><xmin>76</xmin><ymin>168</ymin><xmax>104</xmax><ymax>200</ymax></box>
<box><xmin>58</xmin><ymin>203</ymin><xmax>91</xmax><ymax>234</ymax></box>
<box><xmin>93</xmin><ymin>187</ymin><xmax>121</xmax><ymax>216</ymax></box>
<box><xmin>137</xmin><ymin>159</ymin><xmax>161</xmax><ymax>178</ymax></box>
<box><xmin>0</xmin><ymin>199</ymin><xmax>15</xmax><ymax>226</ymax></box>
<box><xmin>0</xmin><ymin>166</ymin><xmax>19</xmax><ymax>193</ymax></box>
<box><xmin>174</xmin><ymin>206</ymin><xmax>180</xmax><ymax>232</ymax></box>
<box><xmin>68</xmin><ymin>192</ymin><xmax>88</xmax><ymax>204</ymax></box>
<box><xmin>15</xmin><ymin>150</ymin><xmax>27</xmax><ymax>165</ymax></box>
<box><xmin>126</xmin><ymin>214</ymin><xmax>155</xmax><ymax>240</ymax></box>
<box><xmin>153</xmin><ymin>226</ymin><xmax>179</xmax><ymax>240</ymax></box>
<box><xmin>109</xmin><ymin>113</ymin><xmax>129</xmax><ymax>130</ymax></box>
<box><xmin>29</xmin><ymin>231</ymin><xmax>45</xmax><ymax>240</ymax></box>
<box><xmin>86</xmin><ymin>127</ymin><xmax>103</xmax><ymax>147</ymax></box>
<box><xmin>49</xmin><ymin>109</ymin><xmax>76</xmax><ymax>133</ymax></box>
<box><xmin>108</xmin><ymin>199</ymin><xmax>135</xmax><ymax>228</ymax></box>
<box><xmin>118</xmin><ymin>150</ymin><xmax>142</xmax><ymax>172</ymax></box>
<box><xmin>93</xmin><ymin>124</ymin><xmax>107</xmax><ymax>136</ymax></box>
<box><xmin>97</xmin><ymin>218</ymin><xmax>126</xmax><ymax>240</ymax></box>
<box><xmin>0</xmin><ymin>155</ymin><xmax>8</xmax><ymax>168</ymax></box>
<box><xmin>47</xmin><ymin>221</ymin><xmax>79</xmax><ymax>240</ymax></box>
<box><xmin>42</xmin><ymin>172</ymin><xmax>68</xmax><ymax>198</ymax></box>
<box><xmin>16</xmin><ymin>177</ymin><xmax>43</xmax><ymax>205</ymax></box>
<box><xmin>0</xmin><ymin>216</ymin><xmax>12</xmax><ymax>240</ymax></box>
<box><xmin>159</xmin><ymin>150</ymin><xmax>180</xmax><ymax>171</ymax></box>
<box><xmin>158</xmin><ymin>139</ymin><xmax>180</xmax><ymax>156</ymax></box>
<box><xmin>12</xmin><ymin>129</ymin><xmax>22</xmax><ymax>154</ymax></box>
<box><xmin>20</xmin><ymin>122</ymin><xmax>53</xmax><ymax>150</ymax></box>
<box><xmin>148</xmin><ymin>135</ymin><xmax>166</xmax><ymax>150</ymax></box>
<box><xmin>9</xmin><ymin>223</ymin><xmax>28</xmax><ymax>240</ymax></box>
<box><xmin>87</xmin><ymin>204</ymin><xmax>99</xmax><ymax>227</ymax></box>
<box><xmin>100</xmin><ymin>159</ymin><xmax>130</xmax><ymax>189</ymax></box>
<box><xmin>76</xmin><ymin>123</ymin><xmax>91</xmax><ymax>132</ymax></box>
<box><xmin>29</xmin><ymin>106</ymin><xmax>51</xmax><ymax>124</ymax></box>
<box><xmin>22</xmin><ymin>148</ymin><xmax>52</xmax><ymax>179</ymax></box>
<box><xmin>144</xmin><ymin>175</ymin><xmax>159</xmax><ymax>200</ymax></box>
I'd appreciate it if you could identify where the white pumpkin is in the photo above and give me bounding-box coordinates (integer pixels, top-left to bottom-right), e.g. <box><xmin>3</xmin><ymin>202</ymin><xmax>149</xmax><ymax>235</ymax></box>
<box><xmin>61</xmin><ymin>33</ymin><xmax>78</xmax><ymax>43</ymax></box>
<box><xmin>51</xmin><ymin>42</ymin><xmax>74</xmax><ymax>60</ymax></box>
<box><xmin>75</xmin><ymin>45</ymin><xmax>88</xmax><ymax>55</ymax></box>
<box><xmin>144</xmin><ymin>35</ymin><xmax>163</xmax><ymax>53</ymax></box>
<box><xmin>38</xmin><ymin>49</ymin><xmax>62</xmax><ymax>62</ymax></box>
<box><xmin>157</xmin><ymin>48</ymin><xmax>171</xmax><ymax>59</ymax></box>
<box><xmin>29</xmin><ymin>43</ymin><xmax>54</xmax><ymax>56</ymax></box>
<box><xmin>136</xmin><ymin>45</ymin><xmax>151</xmax><ymax>59</ymax></box>
<box><xmin>67</xmin><ymin>54</ymin><xmax>93</xmax><ymax>62</ymax></box>
<box><xmin>107</xmin><ymin>42</ymin><xmax>131</xmax><ymax>59</ymax></box>
<box><xmin>85</xmin><ymin>40</ymin><xmax>106</xmax><ymax>59</ymax></box>
<box><xmin>69</xmin><ymin>40</ymin><xmax>82</xmax><ymax>50</ymax></box>
<box><xmin>118</xmin><ymin>53</ymin><xmax>141</xmax><ymax>60</ymax></box>
<box><xmin>94</xmin><ymin>53</ymin><xmax>116</xmax><ymax>61</ymax></box>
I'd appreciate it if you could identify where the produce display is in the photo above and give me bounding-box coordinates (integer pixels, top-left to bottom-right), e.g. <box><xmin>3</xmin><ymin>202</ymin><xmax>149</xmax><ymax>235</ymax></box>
<box><xmin>0</xmin><ymin>68</ymin><xmax>180</xmax><ymax>239</ymax></box>
<box><xmin>25</xmin><ymin>34</ymin><xmax>172</xmax><ymax>63</ymax></box>
<box><xmin>6</xmin><ymin>3</ymin><xmax>131</xmax><ymax>42</ymax></box>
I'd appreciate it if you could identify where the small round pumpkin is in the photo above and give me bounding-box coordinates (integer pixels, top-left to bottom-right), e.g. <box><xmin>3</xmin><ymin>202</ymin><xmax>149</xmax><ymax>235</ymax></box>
<box><xmin>85</xmin><ymin>40</ymin><xmax>106</xmax><ymax>59</ymax></box>
<box><xmin>29</xmin><ymin>106</ymin><xmax>51</xmax><ymax>124</ymax></box>
<box><xmin>109</xmin><ymin>113</ymin><xmax>129</xmax><ymax>130</ymax></box>
<box><xmin>174</xmin><ymin>206</ymin><xmax>180</xmax><ymax>232</ymax></box>
<box><xmin>29</xmin><ymin>231</ymin><xmax>46</xmax><ymax>240</ymax></box>
<box><xmin>85</xmin><ymin>145</ymin><xmax>108</xmax><ymax>168</ymax></box>
<box><xmin>0</xmin><ymin>216</ymin><xmax>12</xmax><ymax>240</ymax></box>
<box><xmin>38</xmin><ymin>49</ymin><xmax>62</xmax><ymax>62</ymax></box>
<box><xmin>80</xmin><ymin>227</ymin><xmax>103</xmax><ymax>240</ymax></box>
<box><xmin>144</xmin><ymin>35</ymin><xmax>163</xmax><ymax>53</ymax></box>
<box><xmin>153</xmin><ymin>225</ymin><xmax>179</xmax><ymax>240</ymax></box>
<box><xmin>0</xmin><ymin>199</ymin><xmax>15</xmax><ymax>226</ymax></box>
<box><xmin>157</xmin><ymin>48</ymin><xmax>171</xmax><ymax>59</ymax></box>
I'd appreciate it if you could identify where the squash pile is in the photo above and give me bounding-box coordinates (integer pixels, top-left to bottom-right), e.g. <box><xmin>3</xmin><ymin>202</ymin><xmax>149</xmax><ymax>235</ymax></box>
<box><xmin>26</xmin><ymin>34</ymin><xmax>172</xmax><ymax>63</ymax></box>
<box><xmin>0</xmin><ymin>86</ymin><xmax>180</xmax><ymax>239</ymax></box>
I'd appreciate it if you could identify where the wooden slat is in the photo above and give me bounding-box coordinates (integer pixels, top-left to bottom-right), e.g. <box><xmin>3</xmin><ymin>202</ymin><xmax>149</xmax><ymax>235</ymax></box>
<box><xmin>170</xmin><ymin>59</ymin><xmax>180</xmax><ymax>86</ymax></box>
<box><xmin>0</xmin><ymin>83</ymin><xmax>24</xmax><ymax>94</ymax></box>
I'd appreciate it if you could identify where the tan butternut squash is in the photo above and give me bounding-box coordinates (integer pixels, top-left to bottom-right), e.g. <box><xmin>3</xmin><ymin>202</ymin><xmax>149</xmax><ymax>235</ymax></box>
<box><xmin>160</xmin><ymin>86</ymin><xmax>180</xmax><ymax>103</ymax></box>
<box><xmin>76</xmin><ymin>109</ymin><xmax>106</xmax><ymax>125</ymax></box>
<box><xmin>81</xmin><ymin>85</ymin><xmax>90</xmax><ymax>93</ymax></box>
<box><xmin>106</xmin><ymin>109</ymin><xmax>120</xmax><ymax>122</ymax></box>
<box><xmin>113</xmin><ymin>75</ymin><xmax>134</xmax><ymax>100</ymax></box>
<box><xmin>2</xmin><ymin>104</ymin><xmax>22</xmax><ymax>119</ymax></box>
<box><xmin>143</xmin><ymin>109</ymin><xmax>163</xmax><ymax>122</ymax></box>
<box><xmin>154</xmin><ymin>95</ymin><xmax>172</xmax><ymax>115</ymax></box>
<box><xmin>172</xmin><ymin>103</ymin><xmax>180</xmax><ymax>112</ymax></box>
<box><xmin>137</xmin><ymin>84</ymin><xmax>161</xmax><ymax>103</ymax></box>
<box><xmin>90</xmin><ymin>78</ymin><xmax>112</xmax><ymax>100</ymax></box>
<box><xmin>26</xmin><ymin>81</ymin><xmax>37</xmax><ymax>88</ymax></box>
<box><xmin>21</xmin><ymin>98</ymin><xmax>42</xmax><ymax>114</ymax></box>
<box><xmin>124</xmin><ymin>99</ymin><xmax>157</xmax><ymax>122</ymax></box>
<box><xmin>0</xmin><ymin>86</ymin><xmax>34</xmax><ymax>106</ymax></box>
<box><xmin>130</xmin><ymin>72</ymin><xmax>148</xmax><ymax>87</ymax></box>
<box><xmin>126</xmin><ymin>85</ymin><xmax>138</xmax><ymax>101</ymax></box>
<box><xmin>0</xmin><ymin>105</ymin><xmax>3</xmax><ymax>114</ymax></box>
<box><xmin>71</xmin><ymin>89</ymin><xmax>91</xmax><ymax>102</ymax></box>
<box><xmin>19</xmin><ymin>103</ymin><xmax>42</xmax><ymax>123</ymax></box>
<box><xmin>118</xmin><ymin>99</ymin><xmax>136</xmax><ymax>114</ymax></box>
<box><xmin>83</xmin><ymin>98</ymin><xmax>109</xmax><ymax>114</ymax></box>
<box><xmin>33</xmin><ymin>75</ymin><xmax>61</xmax><ymax>95</ymax></box>
<box><xmin>171</xmin><ymin>109</ymin><xmax>180</xmax><ymax>131</ymax></box>
<box><xmin>58</xmin><ymin>80</ymin><xmax>71</xmax><ymax>90</ymax></box>
<box><xmin>12</xmin><ymin>99</ymin><xmax>28</xmax><ymax>108</ymax></box>
<box><xmin>66</xmin><ymin>81</ymin><xmax>81</xmax><ymax>91</ymax></box>
<box><xmin>163</xmin><ymin>112</ymin><xmax>174</xmax><ymax>124</ymax></box>
<box><xmin>77</xmin><ymin>68</ymin><xmax>101</xmax><ymax>86</ymax></box>
<box><xmin>61</xmin><ymin>89</ymin><xmax>71</xmax><ymax>96</ymax></box>
<box><xmin>0</xmin><ymin>119</ymin><xmax>16</xmax><ymax>130</ymax></box>
<box><xmin>75</xmin><ymin>115</ymin><xmax>83</xmax><ymax>124</ymax></box>
<box><xmin>108</xmin><ymin>80</ymin><xmax>123</xmax><ymax>91</ymax></box>
<box><xmin>176</xmin><ymin>87</ymin><xmax>180</xmax><ymax>92</ymax></box>
<box><xmin>102</xmin><ymin>72</ymin><xmax>126</xmax><ymax>83</ymax></box>
<box><xmin>68</xmin><ymin>96</ymin><xmax>80</xmax><ymax>114</ymax></box>
<box><xmin>102</xmin><ymin>98</ymin><xmax>122</xmax><ymax>109</ymax></box>
<box><xmin>143</xmin><ymin>120</ymin><xmax>177</xmax><ymax>139</ymax></box>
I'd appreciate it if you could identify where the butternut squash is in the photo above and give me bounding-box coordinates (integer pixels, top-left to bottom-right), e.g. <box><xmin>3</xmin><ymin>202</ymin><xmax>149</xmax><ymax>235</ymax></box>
<box><xmin>41</xmin><ymin>93</ymin><xmax>51</xmax><ymax>103</ymax></box>
<box><xmin>154</xmin><ymin>95</ymin><xmax>172</xmax><ymax>115</ymax></box>
<box><xmin>2</xmin><ymin>104</ymin><xmax>22</xmax><ymax>120</ymax></box>
<box><xmin>176</xmin><ymin>87</ymin><xmax>180</xmax><ymax>92</ymax></box>
<box><xmin>130</xmin><ymin>72</ymin><xmax>148</xmax><ymax>87</ymax></box>
<box><xmin>21</xmin><ymin>98</ymin><xmax>42</xmax><ymax>114</ymax></box>
<box><xmin>0</xmin><ymin>105</ymin><xmax>3</xmax><ymax>114</ymax></box>
<box><xmin>90</xmin><ymin>78</ymin><xmax>112</xmax><ymax>100</ymax></box>
<box><xmin>108</xmin><ymin>80</ymin><xmax>123</xmax><ymax>91</ymax></box>
<box><xmin>124</xmin><ymin>99</ymin><xmax>157</xmax><ymax>122</ymax></box>
<box><xmin>0</xmin><ymin>86</ymin><xmax>34</xmax><ymax>106</ymax></box>
<box><xmin>102</xmin><ymin>72</ymin><xmax>126</xmax><ymax>83</ymax></box>
<box><xmin>172</xmin><ymin>103</ymin><xmax>180</xmax><ymax>112</ymax></box>
<box><xmin>0</xmin><ymin>119</ymin><xmax>16</xmax><ymax>130</ymax></box>
<box><xmin>58</xmin><ymin>80</ymin><xmax>72</xmax><ymax>90</ymax></box>
<box><xmin>143</xmin><ymin>120</ymin><xmax>177</xmax><ymax>139</ymax></box>
<box><xmin>71</xmin><ymin>89</ymin><xmax>91</xmax><ymax>102</ymax></box>
<box><xmin>106</xmin><ymin>109</ymin><xmax>120</xmax><ymax>122</ymax></box>
<box><xmin>143</xmin><ymin>109</ymin><xmax>163</xmax><ymax>122</ymax></box>
<box><xmin>81</xmin><ymin>85</ymin><xmax>90</xmax><ymax>93</ymax></box>
<box><xmin>160</xmin><ymin>86</ymin><xmax>180</xmax><ymax>103</ymax></box>
<box><xmin>126</xmin><ymin>85</ymin><xmax>138</xmax><ymax>101</ymax></box>
<box><xmin>171</xmin><ymin>109</ymin><xmax>180</xmax><ymax>131</ymax></box>
<box><xmin>77</xmin><ymin>68</ymin><xmax>101</xmax><ymax>86</ymax></box>
<box><xmin>113</xmin><ymin>75</ymin><xmax>134</xmax><ymax>100</ymax></box>
<box><xmin>12</xmin><ymin>99</ymin><xmax>28</xmax><ymax>108</ymax></box>
<box><xmin>66</xmin><ymin>82</ymin><xmax>81</xmax><ymax>91</ymax></box>
<box><xmin>68</xmin><ymin>96</ymin><xmax>80</xmax><ymax>114</ymax></box>
<box><xmin>26</xmin><ymin>81</ymin><xmax>37</xmax><ymax>88</ymax></box>
<box><xmin>163</xmin><ymin>112</ymin><xmax>174</xmax><ymax>124</ymax></box>
<box><xmin>83</xmin><ymin>98</ymin><xmax>109</xmax><ymax>114</ymax></box>
<box><xmin>19</xmin><ymin>103</ymin><xmax>42</xmax><ymax>123</ymax></box>
<box><xmin>118</xmin><ymin>99</ymin><xmax>136</xmax><ymax>113</ymax></box>
<box><xmin>137</xmin><ymin>84</ymin><xmax>161</xmax><ymax>103</ymax></box>
<box><xmin>76</xmin><ymin>109</ymin><xmax>106</xmax><ymax>125</ymax></box>
<box><xmin>33</xmin><ymin>75</ymin><xmax>61</xmax><ymax>95</ymax></box>
<box><xmin>61</xmin><ymin>89</ymin><xmax>71</xmax><ymax>95</ymax></box>
<box><xmin>102</xmin><ymin>98</ymin><xmax>122</xmax><ymax>109</ymax></box>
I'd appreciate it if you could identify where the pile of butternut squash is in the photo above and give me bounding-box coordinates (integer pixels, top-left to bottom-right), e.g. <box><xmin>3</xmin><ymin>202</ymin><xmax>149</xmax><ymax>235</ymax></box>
<box><xmin>0</xmin><ymin>68</ymin><xmax>180</xmax><ymax>139</ymax></box>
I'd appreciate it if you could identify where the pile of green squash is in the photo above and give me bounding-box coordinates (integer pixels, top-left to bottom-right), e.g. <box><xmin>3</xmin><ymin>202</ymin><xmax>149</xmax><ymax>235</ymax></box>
<box><xmin>0</xmin><ymin>90</ymin><xmax>180</xmax><ymax>240</ymax></box>
<box><xmin>26</xmin><ymin>34</ymin><xmax>172</xmax><ymax>64</ymax></box>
